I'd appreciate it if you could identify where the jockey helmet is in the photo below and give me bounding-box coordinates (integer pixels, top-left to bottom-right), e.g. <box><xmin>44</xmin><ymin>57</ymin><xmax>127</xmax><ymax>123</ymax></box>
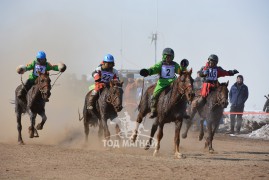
<box><xmin>162</xmin><ymin>48</ymin><xmax>174</xmax><ymax>57</ymax></box>
<box><xmin>103</xmin><ymin>54</ymin><xmax>114</xmax><ymax>63</ymax></box>
<box><xmin>180</xmin><ymin>59</ymin><xmax>189</xmax><ymax>67</ymax></box>
<box><xmin>36</xmin><ymin>51</ymin><xmax>47</xmax><ymax>65</ymax></box>
<box><xmin>36</xmin><ymin>51</ymin><xmax>46</xmax><ymax>59</ymax></box>
<box><xmin>208</xmin><ymin>54</ymin><xmax>218</xmax><ymax>64</ymax></box>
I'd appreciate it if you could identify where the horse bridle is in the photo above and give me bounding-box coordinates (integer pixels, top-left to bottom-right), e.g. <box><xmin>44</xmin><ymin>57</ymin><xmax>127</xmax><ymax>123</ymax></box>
<box><xmin>212</xmin><ymin>86</ymin><xmax>228</xmax><ymax>107</ymax></box>
<box><xmin>106</xmin><ymin>85</ymin><xmax>123</xmax><ymax>106</ymax></box>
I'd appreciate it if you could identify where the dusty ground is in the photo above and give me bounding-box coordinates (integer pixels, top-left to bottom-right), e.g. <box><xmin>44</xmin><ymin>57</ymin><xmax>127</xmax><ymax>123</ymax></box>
<box><xmin>1</xmin><ymin>75</ymin><xmax>268</xmax><ymax>180</ymax></box>
<box><xmin>0</xmin><ymin>125</ymin><xmax>269</xmax><ymax>180</ymax></box>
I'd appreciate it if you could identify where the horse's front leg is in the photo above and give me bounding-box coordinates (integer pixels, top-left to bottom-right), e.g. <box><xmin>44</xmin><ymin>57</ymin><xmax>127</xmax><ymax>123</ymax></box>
<box><xmin>174</xmin><ymin>120</ymin><xmax>185</xmax><ymax>159</ymax></box>
<box><xmin>28</xmin><ymin>110</ymin><xmax>37</xmax><ymax>138</ymax></box>
<box><xmin>144</xmin><ymin>119</ymin><xmax>158</xmax><ymax>150</ymax></box>
<box><xmin>131</xmin><ymin>111</ymin><xmax>147</xmax><ymax>143</ymax></box>
<box><xmin>36</xmin><ymin>111</ymin><xmax>47</xmax><ymax>130</ymax></box>
<box><xmin>16</xmin><ymin>109</ymin><xmax>24</xmax><ymax>144</ymax></box>
<box><xmin>199</xmin><ymin>119</ymin><xmax>205</xmax><ymax>141</ymax></box>
<box><xmin>205</xmin><ymin>121</ymin><xmax>214</xmax><ymax>153</ymax></box>
<box><xmin>101</xmin><ymin>115</ymin><xmax>110</xmax><ymax>140</ymax></box>
<box><xmin>153</xmin><ymin>123</ymin><xmax>164</xmax><ymax>157</ymax></box>
<box><xmin>182</xmin><ymin>107</ymin><xmax>197</xmax><ymax>139</ymax></box>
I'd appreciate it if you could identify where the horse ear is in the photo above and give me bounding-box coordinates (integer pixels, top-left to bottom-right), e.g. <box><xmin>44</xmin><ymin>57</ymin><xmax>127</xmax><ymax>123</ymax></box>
<box><xmin>226</xmin><ymin>80</ymin><xmax>229</xmax><ymax>86</ymax></box>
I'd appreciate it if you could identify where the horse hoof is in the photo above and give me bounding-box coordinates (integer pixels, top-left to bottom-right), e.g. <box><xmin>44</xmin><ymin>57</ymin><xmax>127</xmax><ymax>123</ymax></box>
<box><xmin>144</xmin><ymin>144</ymin><xmax>150</xmax><ymax>150</ymax></box>
<box><xmin>130</xmin><ymin>133</ymin><xmax>137</xmax><ymax>143</ymax></box>
<box><xmin>209</xmin><ymin>149</ymin><xmax>214</xmax><ymax>154</ymax></box>
<box><xmin>153</xmin><ymin>150</ymin><xmax>159</xmax><ymax>157</ymax></box>
<box><xmin>175</xmin><ymin>153</ymin><xmax>186</xmax><ymax>159</ymax></box>
<box><xmin>18</xmin><ymin>141</ymin><xmax>24</xmax><ymax>145</ymax></box>
<box><xmin>36</xmin><ymin>123</ymin><xmax>43</xmax><ymax>130</ymax></box>
<box><xmin>182</xmin><ymin>133</ymin><xmax>187</xmax><ymax>139</ymax></box>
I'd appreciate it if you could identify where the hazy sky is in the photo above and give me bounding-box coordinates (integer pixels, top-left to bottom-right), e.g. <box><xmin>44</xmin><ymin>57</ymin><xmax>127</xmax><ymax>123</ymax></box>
<box><xmin>1</xmin><ymin>0</ymin><xmax>269</xmax><ymax>110</ymax></box>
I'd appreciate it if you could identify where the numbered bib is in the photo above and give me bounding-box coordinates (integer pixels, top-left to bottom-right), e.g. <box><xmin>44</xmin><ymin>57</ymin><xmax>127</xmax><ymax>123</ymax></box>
<box><xmin>161</xmin><ymin>65</ymin><xmax>175</xmax><ymax>79</ymax></box>
<box><xmin>34</xmin><ymin>64</ymin><xmax>47</xmax><ymax>76</ymax></box>
<box><xmin>205</xmin><ymin>68</ymin><xmax>218</xmax><ymax>81</ymax></box>
<box><xmin>101</xmin><ymin>71</ymin><xmax>114</xmax><ymax>83</ymax></box>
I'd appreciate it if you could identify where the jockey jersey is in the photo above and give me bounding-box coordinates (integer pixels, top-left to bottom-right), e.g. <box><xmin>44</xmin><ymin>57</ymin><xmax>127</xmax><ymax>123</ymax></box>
<box><xmin>200</xmin><ymin>65</ymin><xmax>231</xmax><ymax>97</ymax></box>
<box><xmin>92</xmin><ymin>66</ymin><xmax>119</xmax><ymax>91</ymax></box>
<box><xmin>146</xmin><ymin>60</ymin><xmax>186</xmax><ymax>97</ymax></box>
<box><xmin>25</xmin><ymin>59</ymin><xmax>60</xmax><ymax>81</ymax></box>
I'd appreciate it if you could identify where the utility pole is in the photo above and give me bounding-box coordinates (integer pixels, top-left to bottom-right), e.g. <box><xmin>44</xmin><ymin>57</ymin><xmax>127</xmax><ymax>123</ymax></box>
<box><xmin>151</xmin><ymin>33</ymin><xmax>158</xmax><ymax>64</ymax></box>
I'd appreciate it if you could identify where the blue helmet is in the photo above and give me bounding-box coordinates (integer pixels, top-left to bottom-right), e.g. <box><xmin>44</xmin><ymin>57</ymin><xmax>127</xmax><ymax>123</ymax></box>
<box><xmin>103</xmin><ymin>54</ymin><xmax>114</xmax><ymax>63</ymax></box>
<box><xmin>36</xmin><ymin>51</ymin><xmax>46</xmax><ymax>59</ymax></box>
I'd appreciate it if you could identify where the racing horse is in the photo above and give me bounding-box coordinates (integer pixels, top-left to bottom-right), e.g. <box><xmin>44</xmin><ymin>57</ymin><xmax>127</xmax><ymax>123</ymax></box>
<box><xmin>80</xmin><ymin>80</ymin><xmax>124</xmax><ymax>141</ymax></box>
<box><xmin>182</xmin><ymin>82</ymin><xmax>229</xmax><ymax>153</ymax></box>
<box><xmin>15</xmin><ymin>72</ymin><xmax>51</xmax><ymax>144</ymax></box>
<box><xmin>131</xmin><ymin>70</ymin><xmax>194</xmax><ymax>158</ymax></box>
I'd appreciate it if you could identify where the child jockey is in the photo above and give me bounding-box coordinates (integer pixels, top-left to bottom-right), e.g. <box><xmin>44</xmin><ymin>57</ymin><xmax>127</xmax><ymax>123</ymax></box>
<box><xmin>16</xmin><ymin>51</ymin><xmax>66</xmax><ymax>98</ymax></box>
<box><xmin>87</xmin><ymin>54</ymin><xmax>120</xmax><ymax>110</ymax></box>
<box><xmin>139</xmin><ymin>48</ymin><xmax>190</xmax><ymax>118</ymax></box>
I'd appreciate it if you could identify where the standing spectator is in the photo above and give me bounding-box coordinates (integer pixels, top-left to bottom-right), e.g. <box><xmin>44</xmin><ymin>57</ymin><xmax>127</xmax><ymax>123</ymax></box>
<box><xmin>263</xmin><ymin>94</ymin><xmax>269</xmax><ymax>113</ymax></box>
<box><xmin>124</xmin><ymin>73</ymin><xmax>142</xmax><ymax>120</ymax></box>
<box><xmin>228</xmin><ymin>75</ymin><xmax>249</xmax><ymax>134</ymax></box>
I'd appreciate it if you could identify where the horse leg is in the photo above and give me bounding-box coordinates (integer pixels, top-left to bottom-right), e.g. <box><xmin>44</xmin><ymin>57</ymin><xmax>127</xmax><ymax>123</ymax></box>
<box><xmin>182</xmin><ymin>108</ymin><xmax>197</xmax><ymax>139</ymax></box>
<box><xmin>28</xmin><ymin>110</ymin><xmax>37</xmax><ymax>138</ymax></box>
<box><xmin>98</xmin><ymin>120</ymin><xmax>104</xmax><ymax>138</ymax></box>
<box><xmin>174</xmin><ymin>120</ymin><xmax>185</xmax><ymax>159</ymax></box>
<box><xmin>153</xmin><ymin>123</ymin><xmax>164</xmax><ymax>157</ymax></box>
<box><xmin>131</xmin><ymin>111</ymin><xmax>147</xmax><ymax>143</ymax></box>
<box><xmin>144</xmin><ymin>119</ymin><xmax>158</xmax><ymax>150</ymax></box>
<box><xmin>101</xmin><ymin>117</ymin><xmax>110</xmax><ymax>140</ymax></box>
<box><xmin>84</xmin><ymin>118</ymin><xmax>90</xmax><ymax>142</ymax></box>
<box><xmin>199</xmin><ymin>119</ymin><xmax>205</xmax><ymax>141</ymax></box>
<box><xmin>36</xmin><ymin>111</ymin><xmax>47</xmax><ymax>130</ymax></box>
<box><xmin>205</xmin><ymin>121</ymin><xmax>214</xmax><ymax>153</ymax></box>
<box><xmin>16</xmin><ymin>110</ymin><xmax>24</xmax><ymax>144</ymax></box>
<box><xmin>115</xmin><ymin>124</ymin><xmax>121</xmax><ymax>140</ymax></box>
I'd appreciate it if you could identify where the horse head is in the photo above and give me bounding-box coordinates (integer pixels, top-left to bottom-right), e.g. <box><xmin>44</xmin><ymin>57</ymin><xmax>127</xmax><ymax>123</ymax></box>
<box><xmin>35</xmin><ymin>71</ymin><xmax>51</xmax><ymax>102</ymax></box>
<box><xmin>177</xmin><ymin>68</ymin><xmax>195</xmax><ymax>102</ymax></box>
<box><xmin>215</xmin><ymin>81</ymin><xmax>229</xmax><ymax>108</ymax></box>
<box><xmin>106</xmin><ymin>80</ymin><xmax>124</xmax><ymax>112</ymax></box>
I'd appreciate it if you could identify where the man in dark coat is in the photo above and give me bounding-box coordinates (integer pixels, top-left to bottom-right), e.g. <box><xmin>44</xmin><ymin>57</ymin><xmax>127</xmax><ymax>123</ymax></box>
<box><xmin>228</xmin><ymin>75</ymin><xmax>249</xmax><ymax>134</ymax></box>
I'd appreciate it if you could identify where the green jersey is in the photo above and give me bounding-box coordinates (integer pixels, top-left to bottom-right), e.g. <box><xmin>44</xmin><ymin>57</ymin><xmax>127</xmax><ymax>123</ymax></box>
<box><xmin>26</xmin><ymin>59</ymin><xmax>59</xmax><ymax>80</ymax></box>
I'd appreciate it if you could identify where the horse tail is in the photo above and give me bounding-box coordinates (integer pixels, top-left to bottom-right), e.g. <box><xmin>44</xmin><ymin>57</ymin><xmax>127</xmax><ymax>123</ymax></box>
<box><xmin>78</xmin><ymin>108</ymin><xmax>84</xmax><ymax>121</ymax></box>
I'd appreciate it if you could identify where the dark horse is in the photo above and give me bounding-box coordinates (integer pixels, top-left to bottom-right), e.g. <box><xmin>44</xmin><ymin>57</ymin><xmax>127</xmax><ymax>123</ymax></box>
<box><xmin>182</xmin><ymin>81</ymin><xmax>229</xmax><ymax>153</ymax></box>
<box><xmin>131</xmin><ymin>70</ymin><xmax>194</xmax><ymax>158</ymax></box>
<box><xmin>79</xmin><ymin>80</ymin><xmax>124</xmax><ymax>141</ymax></box>
<box><xmin>15</xmin><ymin>72</ymin><xmax>51</xmax><ymax>144</ymax></box>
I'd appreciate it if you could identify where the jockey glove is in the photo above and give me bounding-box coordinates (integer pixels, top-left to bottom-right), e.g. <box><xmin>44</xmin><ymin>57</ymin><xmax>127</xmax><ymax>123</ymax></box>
<box><xmin>140</xmin><ymin>69</ymin><xmax>149</xmax><ymax>77</ymax></box>
<box><xmin>229</xmin><ymin>69</ymin><xmax>239</xmax><ymax>75</ymax></box>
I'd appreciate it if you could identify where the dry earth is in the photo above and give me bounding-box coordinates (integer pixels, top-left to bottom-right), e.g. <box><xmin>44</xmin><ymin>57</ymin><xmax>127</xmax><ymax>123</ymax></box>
<box><xmin>0</xmin><ymin>125</ymin><xmax>269</xmax><ymax>180</ymax></box>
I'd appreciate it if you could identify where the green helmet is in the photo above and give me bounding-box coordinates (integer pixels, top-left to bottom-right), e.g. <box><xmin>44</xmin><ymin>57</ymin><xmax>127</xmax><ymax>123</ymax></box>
<box><xmin>208</xmin><ymin>54</ymin><xmax>218</xmax><ymax>64</ymax></box>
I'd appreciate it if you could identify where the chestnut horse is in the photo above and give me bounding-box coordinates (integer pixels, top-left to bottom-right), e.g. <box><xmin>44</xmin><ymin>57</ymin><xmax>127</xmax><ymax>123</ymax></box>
<box><xmin>131</xmin><ymin>70</ymin><xmax>194</xmax><ymax>158</ymax></box>
<box><xmin>182</xmin><ymin>82</ymin><xmax>229</xmax><ymax>153</ymax></box>
<box><xmin>79</xmin><ymin>80</ymin><xmax>124</xmax><ymax>141</ymax></box>
<box><xmin>15</xmin><ymin>72</ymin><xmax>51</xmax><ymax>144</ymax></box>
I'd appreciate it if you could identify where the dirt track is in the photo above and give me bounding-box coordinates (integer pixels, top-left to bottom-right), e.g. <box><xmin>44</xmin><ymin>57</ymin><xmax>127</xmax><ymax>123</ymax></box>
<box><xmin>1</xmin><ymin>127</ymin><xmax>269</xmax><ymax>180</ymax></box>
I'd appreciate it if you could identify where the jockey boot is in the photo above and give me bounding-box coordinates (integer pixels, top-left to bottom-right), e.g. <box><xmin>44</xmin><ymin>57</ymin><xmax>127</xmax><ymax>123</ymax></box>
<box><xmin>149</xmin><ymin>96</ymin><xmax>158</xmax><ymax>119</ymax></box>
<box><xmin>87</xmin><ymin>90</ymin><xmax>99</xmax><ymax>110</ymax></box>
<box><xmin>18</xmin><ymin>88</ymin><xmax>27</xmax><ymax>98</ymax></box>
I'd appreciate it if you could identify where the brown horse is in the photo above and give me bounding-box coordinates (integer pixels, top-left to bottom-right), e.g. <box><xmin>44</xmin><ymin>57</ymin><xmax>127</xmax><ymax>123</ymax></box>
<box><xmin>15</xmin><ymin>72</ymin><xmax>51</xmax><ymax>144</ymax></box>
<box><xmin>131</xmin><ymin>70</ymin><xmax>194</xmax><ymax>158</ymax></box>
<box><xmin>182</xmin><ymin>82</ymin><xmax>229</xmax><ymax>153</ymax></box>
<box><xmin>80</xmin><ymin>80</ymin><xmax>124</xmax><ymax>141</ymax></box>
